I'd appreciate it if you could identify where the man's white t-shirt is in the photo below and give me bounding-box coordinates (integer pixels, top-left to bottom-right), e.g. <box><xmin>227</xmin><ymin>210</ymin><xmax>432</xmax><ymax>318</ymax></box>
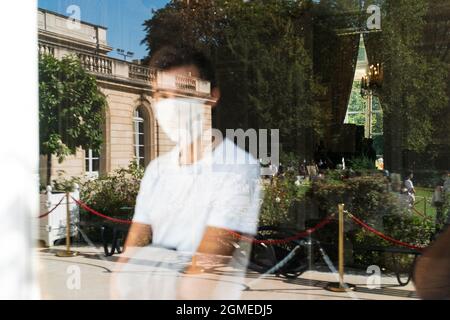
<box><xmin>133</xmin><ymin>138</ymin><xmax>261</xmax><ymax>253</ymax></box>
<box><xmin>404</xmin><ymin>179</ymin><xmax>414</xmax><ymax>193</ymax></box>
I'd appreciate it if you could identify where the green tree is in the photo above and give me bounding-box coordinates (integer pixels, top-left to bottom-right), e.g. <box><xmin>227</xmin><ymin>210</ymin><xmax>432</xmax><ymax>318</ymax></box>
<box><xmin>365</xmin><ymin>0</ymin><xmax>449</xmax><ymax>170</ymax></box>
<box><xmin>39</xmin><ymin>54</ymin><xmax>106</xmax><ymax>186</ymax></box>
<box><xmin>142</xmin><ymin>0</ymin><xmax>329</xmax><ymax>156</ymax></box>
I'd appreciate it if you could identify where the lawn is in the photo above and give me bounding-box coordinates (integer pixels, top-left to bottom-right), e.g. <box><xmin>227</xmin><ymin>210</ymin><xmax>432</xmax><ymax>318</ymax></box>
<box><xmin>414</xmin><ymin>187</ymin><xmax>436</xmax><ymax>218</ymax></box>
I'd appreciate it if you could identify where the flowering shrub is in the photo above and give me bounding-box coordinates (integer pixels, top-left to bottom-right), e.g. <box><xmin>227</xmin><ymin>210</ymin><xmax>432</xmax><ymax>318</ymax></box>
<box><xmin>353</xmin><ymin>214</ymin><xmax>434</xmax><ymax>272</ymax></box>
<box><xmin>52</xmin><ymin>162</ymin><xmax>144</xmax><ymax>242</ymax></box>
<box><xmin>79</xmin><ymin>161</ymin><xmax>144</xmax><ymax>222</ymax></box>
<box><xmin>259</xmin><ymin>173</ymin><xmax>310</xmax><ymax>227</ymax></box>
<box><xmin>307</xmin><ymin>174</ymin><xmax>401</xmax><ymax>221</ymax></box>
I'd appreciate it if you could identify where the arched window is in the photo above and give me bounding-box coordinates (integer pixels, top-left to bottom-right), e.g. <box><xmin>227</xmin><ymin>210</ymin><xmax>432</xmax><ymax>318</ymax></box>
<box><xmin>133</xmin><ymin>107</ymin><xmax>146</xmax><ymax>167</ymax></box>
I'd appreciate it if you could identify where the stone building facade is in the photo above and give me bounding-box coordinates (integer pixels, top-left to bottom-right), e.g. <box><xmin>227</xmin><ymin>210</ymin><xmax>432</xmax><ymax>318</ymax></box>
<box><xmin>38</xmin><ymin>9</ymin><xmax>214</xmax><ymax>182</ymax></box>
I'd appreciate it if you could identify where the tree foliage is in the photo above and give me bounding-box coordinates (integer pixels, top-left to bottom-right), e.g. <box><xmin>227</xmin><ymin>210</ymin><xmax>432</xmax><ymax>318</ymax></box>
<box><xmin>143</xmin><ymin>0</ymin><xmax>449</xmax><ymax>164</ymax></box>
<box><xmin>142</xmin><ymin>0</ymin><xmax>329</xmax><ymax>154</ymax></box>
<box><xmin>39</xmin><ymin>54</ymin><xmax>106</xmax><ymax>183</ymax></box>
<box><xmin>366</xmin><ymin>0</ymin><xmax>449</xmax><ymax>155</ymax></box>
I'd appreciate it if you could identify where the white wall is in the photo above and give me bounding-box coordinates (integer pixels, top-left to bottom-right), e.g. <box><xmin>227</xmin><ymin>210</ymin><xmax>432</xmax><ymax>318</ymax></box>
<box><xmin>0</xmin><ymin>1</ymin><xmax>39</xmax><ymax>299</ymax></box>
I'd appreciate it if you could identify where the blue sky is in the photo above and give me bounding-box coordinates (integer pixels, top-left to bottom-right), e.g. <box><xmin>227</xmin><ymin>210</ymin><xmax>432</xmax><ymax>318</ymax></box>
<box><xmin>38</xmin><ymin>0</ymin><xmax>169</xmax><ymax>60</ymax></box>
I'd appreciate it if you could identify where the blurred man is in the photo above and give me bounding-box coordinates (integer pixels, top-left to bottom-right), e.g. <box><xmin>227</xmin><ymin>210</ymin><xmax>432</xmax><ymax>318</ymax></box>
<box><xmin>404</xmin><ymin>172</ymin><xmax>416</xmax><ymax>205</ymax></box>
<box><xmin>113</xmin><ymin>47</ymin><xmax>261</xmax><ymax>300</ymax></box>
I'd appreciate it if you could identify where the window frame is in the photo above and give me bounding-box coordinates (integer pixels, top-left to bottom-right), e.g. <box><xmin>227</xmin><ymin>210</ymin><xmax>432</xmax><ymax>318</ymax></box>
<box><xmin>85</xmin><ymin>148</ymin><xmax>100</xmax><ymax>178</ymax></box>
<box><xmin>133</xmin><ymin>107</ymin><xmax>146</xmax><ymax>167</ymax></box>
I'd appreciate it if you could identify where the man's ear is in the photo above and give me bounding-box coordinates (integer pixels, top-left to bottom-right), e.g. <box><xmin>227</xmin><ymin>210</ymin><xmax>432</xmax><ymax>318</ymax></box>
<box><xmin>211</xmin><ymin>87</ymin><xmax>221</xmax><ymax>107</ymax></box>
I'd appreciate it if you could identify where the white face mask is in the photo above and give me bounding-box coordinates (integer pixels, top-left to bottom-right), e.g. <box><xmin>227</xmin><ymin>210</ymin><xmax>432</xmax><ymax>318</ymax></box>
<box><xmin>153</xmin><ymin>97</ymin><xmax>204</xmax><ymax>146</ymax></box>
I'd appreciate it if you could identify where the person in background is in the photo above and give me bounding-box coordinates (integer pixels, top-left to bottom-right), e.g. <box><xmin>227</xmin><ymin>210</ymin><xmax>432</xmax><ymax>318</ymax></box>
<box><xmin>278</xmin><ymin>162</ymin><xmax>284</xmax><ymax>177</ymax></box>
<box><xmin>376</xmin><ymin>157</ymin><xmax>384</xmax><ymax>171</ymax></box>
<box><xmin>432</xmin><ymin>174</ymin><xmax>446</xmax><ymax>235</ymax></box>
<box><xmin>298</xmin><ymin>159</ymin><xmax>307</xmax><ymax>178</ymax></box>
<box><xmin>399</xmin><ymin>187</ymin><xmax>413</xmax><ymax>209</ymax></box>
<box><xmin>443</xmin><ymin>171</ymin><xmax>450</xmax><ymax>194</ymax></box>
<box><xmin>318</xmin><ymin>159</ymin><xmax>325</xmax><ymax>170</ymax></box>
<box><xmin>442</xmin><ymin>171</ymin><xmax>450</xmax><ymax>226</ymax></box>
<box><xmin>306</xmin><ymin>160</ymin><xmax>319</xmax><ymax>179</ymax></box>
<box><xmin>404</xmin><ymin>172</ymin><xmax>416</xmax><ymax>205</ymax></box>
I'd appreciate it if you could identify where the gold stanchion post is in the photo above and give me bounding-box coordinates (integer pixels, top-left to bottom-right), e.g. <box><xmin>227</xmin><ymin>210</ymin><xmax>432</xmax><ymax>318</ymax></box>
<box><xmin>325</xmin><ymin>204</ymin><xmax>355</xmax><ymax>292</ymax></box>
<box><xmin>56</xmin><ymin>192</ymin><xmax>78</xmax><ymax>257</ymax></box>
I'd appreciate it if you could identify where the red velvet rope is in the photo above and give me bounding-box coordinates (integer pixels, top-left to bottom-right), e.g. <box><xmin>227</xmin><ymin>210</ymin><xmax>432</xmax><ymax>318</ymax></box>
<box><xmin>348</xmin><ymin>213</ymin><xmax>425</xmax><ymax>252</ymax></box>
<box><xmin>38</xmin><ymin>196</ymin><xmax>65</xmax><ymax>219</ymax></box>
<box><xmin>223</xmin><ymin>215</ymin><xmax>335</xmax><ymax>245</ymax></box>
<box><xmin>71</xmin><ymin>197</ymin><xmax>132</xmax><ymax>225</ymax></box>
<box><xmin>72</xmin><ymin>195</ymin><xmax>332</xmax><ymax>244</ymax></box>
<box><xmin>70</xmin><ymin>195</ymin><xmax>427</xmax><ymax>251</ymax></box>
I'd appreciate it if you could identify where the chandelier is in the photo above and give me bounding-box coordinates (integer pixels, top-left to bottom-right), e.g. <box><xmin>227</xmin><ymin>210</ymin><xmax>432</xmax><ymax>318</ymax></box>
<box><xmin>361</xmin><ymin>63</ymin><xmax>383</xmax><ymax>97</ymax></box>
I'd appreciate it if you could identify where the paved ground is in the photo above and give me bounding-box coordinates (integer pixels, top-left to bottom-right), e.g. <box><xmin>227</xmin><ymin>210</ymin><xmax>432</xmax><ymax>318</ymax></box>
<box><xmin>37</xmin><ymin>245</ymin><xmax>419</xmax><ymax>300</ymax></box>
